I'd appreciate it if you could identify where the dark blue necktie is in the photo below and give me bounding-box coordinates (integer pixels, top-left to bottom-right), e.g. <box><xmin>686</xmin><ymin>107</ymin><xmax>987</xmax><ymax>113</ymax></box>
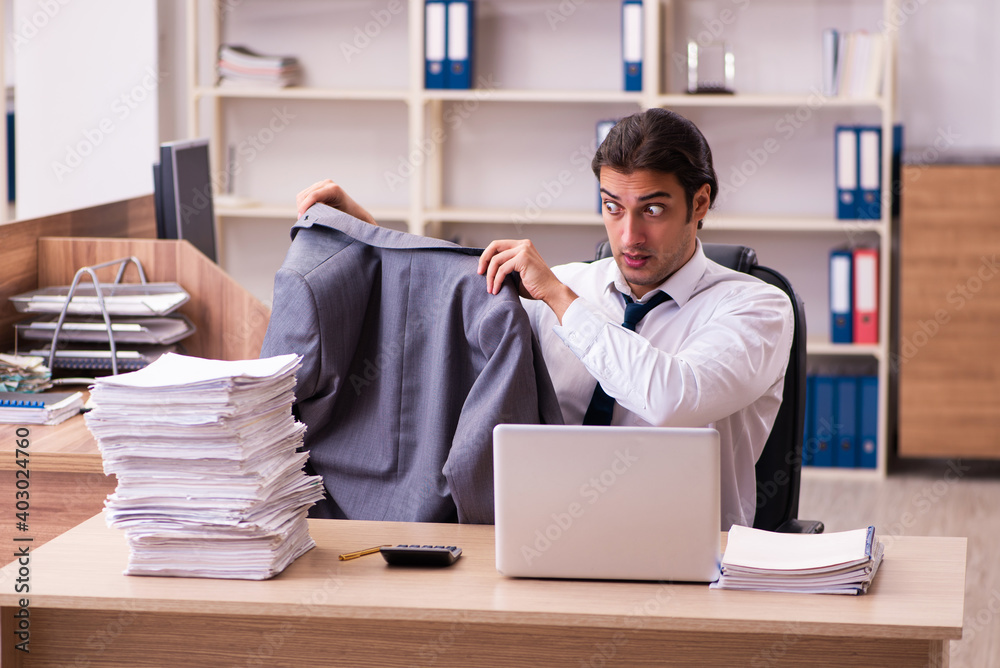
<box><xmin>582</xmin><ymin>291</ymin><xmax>671</xmax><ymax>426</ymax></box>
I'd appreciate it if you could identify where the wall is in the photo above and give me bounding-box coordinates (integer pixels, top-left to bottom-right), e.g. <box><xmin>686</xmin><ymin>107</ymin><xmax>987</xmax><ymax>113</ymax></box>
<box><xmin>12</xmin><ymin>0</ymin><xmax>159</xmax><ymax>220</ymax></box>
<box><xmin>8</xmin><ymin>0</ymin><xmax>996</xmax><ymax>303</ymax></box>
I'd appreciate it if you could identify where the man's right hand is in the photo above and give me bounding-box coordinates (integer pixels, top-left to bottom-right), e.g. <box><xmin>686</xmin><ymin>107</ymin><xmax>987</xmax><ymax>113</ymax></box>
<box><xmin>296</xmin><ymin>179</ymin><xmax>378</xmax><ymax>226</ymax></box>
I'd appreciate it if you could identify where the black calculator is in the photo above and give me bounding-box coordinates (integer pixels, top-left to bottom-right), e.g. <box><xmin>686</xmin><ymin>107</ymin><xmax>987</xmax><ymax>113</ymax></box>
<box><xmin>380</xmin><ymin>544</ymin><xmax>462</xmax><ymax>567</ymax></box>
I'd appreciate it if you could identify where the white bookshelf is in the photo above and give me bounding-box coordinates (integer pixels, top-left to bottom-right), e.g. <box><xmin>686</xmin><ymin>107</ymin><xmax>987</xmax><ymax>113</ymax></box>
<box><xmin>0</xmin><ymin>5</ymin><xmax>8</xmax><ymax>224</ymax></box>
<box><xmin>187</xmin><ymin>0</ymin><xmax>898</xmax><ymax>477</ymax></box>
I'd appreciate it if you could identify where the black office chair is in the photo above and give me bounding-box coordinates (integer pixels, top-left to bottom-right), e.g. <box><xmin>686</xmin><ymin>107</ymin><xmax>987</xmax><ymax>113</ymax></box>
<box><xmin>594</xmin><ymin>241</ymin><xmax>824</xmax><ymax>534</ymax></box>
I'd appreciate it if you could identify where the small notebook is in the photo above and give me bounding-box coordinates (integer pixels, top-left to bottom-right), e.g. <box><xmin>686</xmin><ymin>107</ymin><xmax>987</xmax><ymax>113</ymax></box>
<box><xmin>0</xmin><ymin>391</ymin><xmax>85</xmax><ymax>425</ymax></box>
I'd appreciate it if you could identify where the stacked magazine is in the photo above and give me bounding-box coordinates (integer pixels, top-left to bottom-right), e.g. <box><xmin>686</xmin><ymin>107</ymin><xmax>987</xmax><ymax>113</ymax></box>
<box><xmin>86</xmin><ymin>353</ymin><xmax>325</xmax><ymax>580</ymax></box>
<box><xmin>710</xmin><ymin>525</ymin><xmax>884</xmax><ymax>595</ymax></box>
<box><xmin>217</xmin><ymin>45</ymin><xmax>301</xmax><ymax>87</ymax></box>
<box><xmin>0</xmin><ymin>353</ymin><xmax>52</xmax><ymax>392</ymax></box>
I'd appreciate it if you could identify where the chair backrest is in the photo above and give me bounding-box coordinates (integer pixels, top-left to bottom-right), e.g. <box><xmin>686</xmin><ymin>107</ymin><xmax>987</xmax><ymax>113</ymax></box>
<box><xmin>592</xmin><ymin>241</ymin><xmax>806</xmax><ymax>531</ymax></box>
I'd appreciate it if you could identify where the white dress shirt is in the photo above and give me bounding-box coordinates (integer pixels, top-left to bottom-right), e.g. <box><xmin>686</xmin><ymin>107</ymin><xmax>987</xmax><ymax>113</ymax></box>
<box><xmin>523</xmin><ymin>239</ymin><xmax>794</xmax><ymax>530</ymax></box>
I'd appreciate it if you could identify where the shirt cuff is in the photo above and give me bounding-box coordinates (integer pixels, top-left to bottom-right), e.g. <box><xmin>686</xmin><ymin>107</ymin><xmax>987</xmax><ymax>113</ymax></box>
<box><xmin>553</xmin><ymin>298</ymin><xmax>614</xmax><ymax>357</ymax></box>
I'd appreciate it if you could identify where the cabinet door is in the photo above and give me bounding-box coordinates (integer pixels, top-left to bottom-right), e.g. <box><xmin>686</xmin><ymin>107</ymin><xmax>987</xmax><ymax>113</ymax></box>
<box><xmin>899</xmin><ymin>165</ymin><xmax>1000</xmax><ymax>458</ymax></box>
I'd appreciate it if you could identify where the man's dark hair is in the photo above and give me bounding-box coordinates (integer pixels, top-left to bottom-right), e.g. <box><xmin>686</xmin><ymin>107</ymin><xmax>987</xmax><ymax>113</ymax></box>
<box><xmin>592</xmin><ymin>108</ymin><xmax>718</xmax><ymax>228</ymax></box>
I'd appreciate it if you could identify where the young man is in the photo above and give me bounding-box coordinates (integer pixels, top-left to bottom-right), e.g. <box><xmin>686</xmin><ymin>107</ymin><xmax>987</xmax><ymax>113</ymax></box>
<box><xmin>296</xmin><ymin>108</ymin><xmax>793</xmax><ymax>529</ymax></box>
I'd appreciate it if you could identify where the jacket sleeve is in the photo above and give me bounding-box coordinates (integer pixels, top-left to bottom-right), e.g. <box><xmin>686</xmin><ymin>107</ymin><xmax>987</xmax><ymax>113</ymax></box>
<box><xmin>261</xmin><ymin>267</ymin><xmax>323</xmax><ymax>404</ymax></box>
<box><xmin>444</xmin><ymin>294</ymin><xmax>560</xmax><ymax>524</ymax></box>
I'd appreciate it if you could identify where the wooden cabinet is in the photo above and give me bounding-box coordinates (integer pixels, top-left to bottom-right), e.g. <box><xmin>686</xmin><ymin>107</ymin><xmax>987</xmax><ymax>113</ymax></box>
<box><xmin>899</xmin><ymin>164</ymin><xmax>1000</xmax><ymax>458</ymax></box>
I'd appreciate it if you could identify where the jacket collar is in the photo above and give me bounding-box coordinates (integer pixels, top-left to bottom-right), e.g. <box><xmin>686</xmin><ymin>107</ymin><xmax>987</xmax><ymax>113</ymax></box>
<box><xmin>292</xmin><ymin>204</ymin><xmax>479</xmax><ymax>255</ymax></box>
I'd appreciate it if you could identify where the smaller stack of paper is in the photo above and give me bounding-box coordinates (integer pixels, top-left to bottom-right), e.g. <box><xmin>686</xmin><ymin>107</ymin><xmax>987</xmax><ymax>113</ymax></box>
<box><xmin>0</xmin><ymin>390</ymin><xmax>84</xmax><ymax>425</ymax></box>
<box><xmin>86</xmin><ymin>353</ymin><xmax>325</xmax><ymax>580</ymax></box>
<box><xmin>710</xmin><ymin>525</ymin><xmax>884</xmax><ymax>595</ymax></box>
<box><xmin>217</xmin><ymin>45</ymin><xmax>301</xmax><ymax>88</ymax></box>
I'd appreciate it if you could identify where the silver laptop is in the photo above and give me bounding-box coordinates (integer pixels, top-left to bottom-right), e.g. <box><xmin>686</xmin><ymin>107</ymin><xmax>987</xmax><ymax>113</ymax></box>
<box><xmin>493</xmin><ymin>424</ymin><xmax>721</xmax><ymax>582</ymax></box>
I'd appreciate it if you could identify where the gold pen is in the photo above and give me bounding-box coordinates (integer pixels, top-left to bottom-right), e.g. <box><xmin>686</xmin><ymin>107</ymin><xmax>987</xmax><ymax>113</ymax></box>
<box><xmin>338</xmin><ymin>545</ymin><xmax>391</xmax><ymax>561</ymax></box>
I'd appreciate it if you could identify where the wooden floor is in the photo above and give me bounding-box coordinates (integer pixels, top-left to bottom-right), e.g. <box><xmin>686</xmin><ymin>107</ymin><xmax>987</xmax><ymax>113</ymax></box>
<box><xmin>799</xmin><ymin>459</ymin><xmax>1000</xmax><ymax>668</ymax></box>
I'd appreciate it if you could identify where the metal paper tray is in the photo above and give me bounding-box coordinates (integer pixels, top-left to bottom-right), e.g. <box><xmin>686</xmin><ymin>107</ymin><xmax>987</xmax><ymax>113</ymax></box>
<box><xmin>9</xmin><ymin>283</ymin><xmax>190</xmax><ymax>316</ymax></box>
<box><xmin>15</xmin><ymin>314</ymin><xmax>196</xmax><ymax>345</ymax></box>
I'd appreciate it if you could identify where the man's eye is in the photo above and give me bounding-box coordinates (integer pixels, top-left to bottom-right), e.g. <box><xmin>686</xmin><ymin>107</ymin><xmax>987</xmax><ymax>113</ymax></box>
<box><xmin>644</xmin><ymin>204</ymin><xmax>665</xmax><ymax>216</ymax></box>
<box><xmin>604</xmin><ymin>201</ymin><xmax>622</xmax><ymax>214</ymax></box>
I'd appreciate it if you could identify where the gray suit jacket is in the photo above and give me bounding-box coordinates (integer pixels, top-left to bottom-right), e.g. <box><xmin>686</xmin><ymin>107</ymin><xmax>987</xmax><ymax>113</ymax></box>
<box><xmin>261</xmin><ymin>205</ymin><xmax>562</xmax><ymax>523</ymax></box>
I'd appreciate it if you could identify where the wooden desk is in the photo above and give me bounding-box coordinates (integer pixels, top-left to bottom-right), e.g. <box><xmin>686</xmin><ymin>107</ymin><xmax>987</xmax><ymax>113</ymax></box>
<box><xmin>0</xmin><ymin>412</ymin><xmax>102</xmax><ymax>475</ymax></box>
<box><xmin>0</xmin><ymin>417</ymin><xmax>114</xmax><ymax>550</ymax></box>
<box><xmin>0</xmin><ymin>516</ymin><xmax>965</xmax><ymax>667</ymax></box>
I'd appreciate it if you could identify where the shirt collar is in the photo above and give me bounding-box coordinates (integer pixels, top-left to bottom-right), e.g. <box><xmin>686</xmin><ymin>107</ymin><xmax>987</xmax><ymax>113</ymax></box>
<box><xmin>604</xmin><ymin>238</ymin><xmax>707</xmax><ymax>308</ymax></box>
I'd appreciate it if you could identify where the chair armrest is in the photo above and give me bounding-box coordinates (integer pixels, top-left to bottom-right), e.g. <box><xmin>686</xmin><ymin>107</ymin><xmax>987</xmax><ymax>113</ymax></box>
<box><xmin>774</xmin><ymin>519</ymin><xmax>825</xmax><ymax>534</ymax></box>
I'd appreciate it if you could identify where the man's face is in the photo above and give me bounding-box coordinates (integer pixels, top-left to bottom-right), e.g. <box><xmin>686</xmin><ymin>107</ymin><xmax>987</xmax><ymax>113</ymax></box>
<box><xmin>599</xmin><ymin>167</ymin><xmax>710</xmax><ymax>298</ymax></box>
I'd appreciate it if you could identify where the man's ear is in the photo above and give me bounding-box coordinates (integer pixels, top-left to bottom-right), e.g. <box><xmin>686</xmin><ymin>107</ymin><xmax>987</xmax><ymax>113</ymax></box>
<box><xmin>692</xmin><ymin>183</ymin><xmax>712</xmax><ymax>222</ymax></box>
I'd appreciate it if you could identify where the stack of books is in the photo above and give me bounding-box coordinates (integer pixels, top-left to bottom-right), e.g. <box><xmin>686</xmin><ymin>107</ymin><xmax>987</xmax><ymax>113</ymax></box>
<box><xmin>822</xmin><ymin>29</ymin><xmax>885</xmax><ymax>99</ymax></box>
<box><xmin>217</xmin><ymin>45</ymin><xmax>301</xmax><ymax>88</ymax></box>
<box><xmin>711</xmin><ymin>525</ymin><xmax>884</xmax><ymax>595</ymax></box>
<box><xmin>85</xmin><ymin>353</ymin><xmax>325</xmax><ymax>580</ymax></box>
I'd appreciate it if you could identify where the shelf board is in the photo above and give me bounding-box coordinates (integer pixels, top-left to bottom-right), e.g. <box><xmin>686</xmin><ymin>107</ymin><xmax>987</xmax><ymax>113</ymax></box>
<box><xmin>196</xmin><ymin>86</ymin><xmax>410</xmax><ymax>102</ymax></box>
<box><xmin>426</xmin><ymin>207</ymin><xmax>604</xmax><ymax>226</ymax></box>
<box><xmin>422</xmin><ymin>89</ymin><xmax>644</xmax><ymax>104</ymax></box>
<box><xmin>195</xmin><ymin>87</ymin><xmax>885</xmax><ymax>109</ymax></box>
<box><xmin>702</xmin><ymin>215</ymin><xmax>886</xmax><ymax>233</ymax></box>
<box><xmin>801</xmin><ymin>466</ymin><xmax>884</xmax><ymax>481</ymax></box>
<box><xmin>806</xmin><ymin>338</ymin><xmax>882</xmax><ymax>357</ymax></box>
<box><xmin>215</xmin><ymin>203</ymin><xmax>410</xmax><ymax>222</ymax></box>
<box><xmin>215</xmin><ymin>207</ymin><xmax>890</xmax><ymax>233</ymax></box>
<box><xmin>655</xmin><ymin>93</ymin><xmax>886</xmax><ymax>109</ymax></box>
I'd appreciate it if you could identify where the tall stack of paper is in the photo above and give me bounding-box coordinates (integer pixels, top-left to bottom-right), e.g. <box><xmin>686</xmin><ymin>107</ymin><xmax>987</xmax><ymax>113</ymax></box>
<box><xmin>85</xmin><ymin>353</ymin><xmax>325</xmax><ymax>580</ymax></box>
<box><xmin>710</xmin><ymin>525</ymin><xmax>884</xmax><ymax>595</ymax></box>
